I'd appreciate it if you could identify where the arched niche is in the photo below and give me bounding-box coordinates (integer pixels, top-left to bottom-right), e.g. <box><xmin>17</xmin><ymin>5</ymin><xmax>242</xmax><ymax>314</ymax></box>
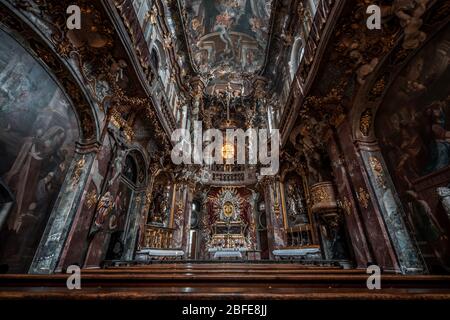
<box><xmin>0</xmin><ymin>17</ymin><xmax>99</xmax><ymax>144</ymax></box>
<box><xmin>150</xmin><ymin>47</ymin><xmax>160</xmax><ymax>71</ymax></box>
<box><xmin>279</xmin><ymin>168</ymin><xmax>320</xmax><ymax>249</ymax></box>
<box><xmin>123</xmin><ymin>149</ymin><xmax>148</xmax><ymax>188</ymax></box>
<box><xmin>289</xmin><ymin>37</ymin><xmax>305</xmax><ymax>80</ymax></box>
<box><xmin>374</xmin><ymin>28</ymin><xmax>450</xmax><ymax>271</ymax></box>
<box><xmin>147</xmin><ymin>170</ymin><xmax>175</xmax><ymax>228</ymax></box>
<box><xmin>151</xmin><ymin>40</ymin><xmax>169</xmax><ymax>86</ymax></box>
<box><xmin>0</xmin><ymin>28</ymin><xmax>81</xmax><ymax>272</ymax></box>
<box><xmin>351</xmin><ymin>23</ymin><xmax>450</xmax><ymax>272</ymax></box>
<box><xmin>104</xmin><ymin>149</ymin><xmax>147</xmax><ymax>261</ymax></box>
<box><xmin>0</xmin><ymin>4</ymin><xmax>102</xmax><ymax>271</ymax></box>
<box><xmin>280</xmin><ymin>169</ymin><xmax>310</xmax><ymax>228</ymax></box>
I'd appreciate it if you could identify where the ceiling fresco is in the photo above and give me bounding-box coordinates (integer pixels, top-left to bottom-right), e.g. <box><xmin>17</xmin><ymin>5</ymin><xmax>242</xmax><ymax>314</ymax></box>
<box><xmin>181</xmin><ymin>0</ymin><xmax>274</xmax><ymax>92</ymax></box>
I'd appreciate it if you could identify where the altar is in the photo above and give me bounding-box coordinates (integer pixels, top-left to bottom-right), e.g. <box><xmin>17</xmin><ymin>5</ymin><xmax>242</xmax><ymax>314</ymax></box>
<box><xmin>272</xmin><ymin>246</ymin><xmax>322</xmax><ymax>260</ymax></box>
<box><xmin>136</xmin><ymin>248</ymin><xmax>185</xmax><ymax>262</ymax></box>
<box><xmin>208</xmin><ymin>248</ymin><xmax>246</xmax><ymax>260</ymax></box>
<box><xmin>202</xmin><ymin>188</ymin><xmax>260</xmax><ymax>260</ymax></box>
<box><xmin>207</xmin><ymin>220</ymin><xmax>248</xmax><ymax>259</ymax></box>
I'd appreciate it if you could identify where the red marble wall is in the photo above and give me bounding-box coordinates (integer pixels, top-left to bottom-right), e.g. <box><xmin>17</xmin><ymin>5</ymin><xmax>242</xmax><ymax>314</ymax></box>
<box><xmin>329</xmin><ymin>122</ymin><xmax>400</xmax><ymax>271</ymax></box>
<box><xmin>57</xmin><ymin>134</ymin><xmax>126</xmax><ymax>269</ymax></box>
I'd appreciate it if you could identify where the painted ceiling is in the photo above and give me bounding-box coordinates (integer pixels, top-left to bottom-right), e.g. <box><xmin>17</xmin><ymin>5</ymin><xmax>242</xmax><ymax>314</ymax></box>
<box><xmin>180</xmin><ymin>0</ymin><xmax>274</xmax><ymax>93</ymax></box>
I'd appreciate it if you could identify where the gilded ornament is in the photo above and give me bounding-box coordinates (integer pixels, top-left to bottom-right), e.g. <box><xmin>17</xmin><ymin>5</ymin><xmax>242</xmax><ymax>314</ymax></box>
<box><xmin>86</xmin><ymin>189</ymin><xmax>98</xmax><ymax>209</ymax></box>
<box><xmin>368</xmin><ymin>156</ymin><xmax>386</xmax><ymax>189</ymax></box>
<box><xmin>370</xmin><ymin>78</ymin><xmax>386</xmax><ymax>98</ymax></box>
<box><xmin>360</xmin><ymin>109</ymin><xmax>372</xmax><ymax>137</ymax></box>
<box><xmin>338</xmin><ymin>197</ymin><xmax>352</xmax><ymax>216</ymax></box>
<box><xmin>357</xmin><ymin>188</ymin><xmax>370</xmax><ymax>209</ymax></box>
<box><xmin>71</xmin><ymin>157</ymin><xmax>86</xmax><ymax>188</ymax></box>
<box><xmin>311</xmin><ymin>186</ymin><xmax>331</xmax><ymax>206</ymax></box>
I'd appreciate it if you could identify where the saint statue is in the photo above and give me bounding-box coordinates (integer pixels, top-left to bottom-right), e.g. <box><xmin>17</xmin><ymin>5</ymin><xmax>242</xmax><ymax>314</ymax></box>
<box><xmin>286</xmin><ymin>183</ymin><xmax>309</xmax><ymax>225</ymax></box>
<box><xmin>94</xmin><ymin>191</ymin><xmax>113</xmax><ymax>228</ymax></box>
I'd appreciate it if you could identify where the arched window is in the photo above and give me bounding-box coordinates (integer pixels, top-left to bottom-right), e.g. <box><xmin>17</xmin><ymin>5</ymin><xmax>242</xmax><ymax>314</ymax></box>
<box><xmin>289</xmin><ymin>37</ymin><xmax>304</xmax><ymax>80</ymax></box>
<box><xmin>104</xmin><ymin>150</ymin><xmax>145</xmax><ymax>261</ymax></box>
<box><xmin>150</xmin><ymin>47</ymin><xmax>159</xmax><ymax>71</ymax></box>
<box><xmin>152</xmin><ymin>41</ymin><xmax>170</xmax><ymax>87</ymax></box>
<box><xmin>123</xmin><ymin>155</ymin><xmax>138</xmax><ymax>185</ymax></box>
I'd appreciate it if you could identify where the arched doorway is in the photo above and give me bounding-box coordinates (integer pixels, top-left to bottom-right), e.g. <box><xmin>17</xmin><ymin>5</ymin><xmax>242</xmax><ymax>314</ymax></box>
<box><xmin>85</xmin><ymin>148</ymin><xmax>147</xmax><ymax>264</ymax></box>
<box><xmin>104</xmin><ymin>154</ymin><xmax>140</xmax><ymax>261</ymax></box>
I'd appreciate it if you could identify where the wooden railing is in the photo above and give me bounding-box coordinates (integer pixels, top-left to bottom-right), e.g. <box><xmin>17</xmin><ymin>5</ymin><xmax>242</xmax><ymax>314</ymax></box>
<box><xmin>112</xmin><ymin>0</ymin><xmax>177</xmax><ymax>135</ymax></box>
<box><xmin>280</xmin><ymin>0</ymin><xmax>343</xmax><ymax>143</ymax></box>
<box><xmin>202</xmin><ymin>165</ymin><xmax>258</xmax><ymax>186</ymax></box>
<box><xmin>142</xmin><ymin>225</ymin><xmax>175</xmax><ymax>249</ymax></box>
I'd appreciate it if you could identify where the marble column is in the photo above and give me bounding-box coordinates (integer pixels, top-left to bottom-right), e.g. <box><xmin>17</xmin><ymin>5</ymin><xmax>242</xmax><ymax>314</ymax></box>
<box><xmin>172</xmin><ymin>184</ymin><xmax>188</xmax><ymax>249</ymax></box>
<box><xmin>249</xmin><ymin>191</ymin><xmax>259</xmax><ymax>252</ymax></box>
<box><xmin>122</xmin><ymin>190</ymin><xmax>145</xmax><ymax>260</ymax></box>
<box><xmin>0</xmin><ymin>180</ymin><xmax>13</xmax><ymax>233</ymax></box>
<box><xmin>29</xmin><ymin>147</ymin><xmax>97</xmax><ymax>274</ymax></box>
<box><xmin>334</xmin><ymin>121</ymin><xmax>405</xmax><ymax>271</ymax></box>
<box><xmin>327</xmin><ymin>129</ymin><xmax>373</xmax><ymax>268</ymax></box>
<box><xmin>181</xmin><ymin>185</ymin><xmax>194</xmax><ymax>258</ymax></box>
<box><xmin>263</xmin><ymin>180</ymin><xmax>286</xmax><ymax>259</ymax></box>
<box><xmin>357</xmin><ymin>141</ymin><xmax>425</xmax><ymax>274</ymax></box>
<box><xmin>55</xmin><ymin>134</ymin><xmax>115</xmax><ymax>271</ymax></box>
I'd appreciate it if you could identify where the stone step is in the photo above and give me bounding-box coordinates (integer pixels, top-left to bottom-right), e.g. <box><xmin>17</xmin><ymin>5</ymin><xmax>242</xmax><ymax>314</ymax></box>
<box><xmin>1</xmin><ymin>264</ymin><xmax>449</xmax><ymax>300</ymax></box>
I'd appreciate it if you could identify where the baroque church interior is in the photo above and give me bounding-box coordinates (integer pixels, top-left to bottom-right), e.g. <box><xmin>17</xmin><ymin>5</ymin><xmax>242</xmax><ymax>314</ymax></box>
<box><xmin>0</xmin><ymin>0</ymin><xmax>449</xmax><ymax>301</ymax></box>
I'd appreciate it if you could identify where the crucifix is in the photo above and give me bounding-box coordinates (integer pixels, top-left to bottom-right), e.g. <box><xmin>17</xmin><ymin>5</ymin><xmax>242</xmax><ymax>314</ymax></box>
<box><xmin>226</xmin><ymin>82</ymin><xmax>232</xmax><ymax>124</ymax></box>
